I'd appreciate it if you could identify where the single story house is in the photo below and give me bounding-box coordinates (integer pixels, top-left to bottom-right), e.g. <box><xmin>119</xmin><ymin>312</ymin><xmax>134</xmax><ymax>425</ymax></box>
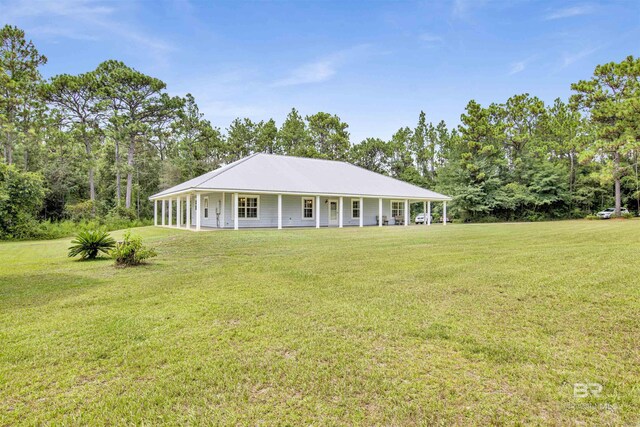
<box><xmin>149</xmin><ymin>153</ymin><xmax>451</xmax><ymax>230</ymax></box>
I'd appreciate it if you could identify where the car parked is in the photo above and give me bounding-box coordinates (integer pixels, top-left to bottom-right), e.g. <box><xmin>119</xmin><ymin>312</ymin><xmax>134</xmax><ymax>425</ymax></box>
<box><xmin>597</xmin><ymin>207</ymin><xmax>629</xmax><ymax>219</ymax></box>
<box><xmin>414</xmin><ymin>213</ymin><xmax>431</xmax><ymax>224</ymax></box>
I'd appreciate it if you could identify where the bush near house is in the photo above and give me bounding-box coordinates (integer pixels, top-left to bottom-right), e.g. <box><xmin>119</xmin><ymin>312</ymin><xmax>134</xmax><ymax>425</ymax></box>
<box><xmin>67</xmin><ymin>230</ymin><xmax>116</xmax><ymax>260</ymax></box>
<box><xmin>112</xmin><ymin>231</ymin><xmax>157</xmax><ymax>266</ymax></box>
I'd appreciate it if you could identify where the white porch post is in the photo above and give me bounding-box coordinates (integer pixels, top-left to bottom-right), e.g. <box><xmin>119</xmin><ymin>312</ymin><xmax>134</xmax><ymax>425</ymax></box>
<box><xmin>443</xmin><ymin>201</ymin><xmax>447</xmax><ymax>225</ymax></box>
<box><xmin>195</xmin><ymin>193</ymin><xmax>201</xmax><ymax>231</ymax></box>
<box><xmin>186</xmin><ymin>195</ymin><xmax>191</xmax><ymax>230</ymax></box>
<box><xmin>316</xmin><ymin>196</ymin><xmax>320</xmax><ymax>228</ymax></box>
<box><xmin>161</xmin><ymin>199</ymin><xmax>166</xmax><ymax>226</ymax></box>
<box><xmin>427</xmin><ymin>201</ymin><xmax>431</xmax><ymax>226</ymax></box>
<box><xmin>378</xmin><ymin>198</ymin><xmax>383</xmax><ymax>227</ymax></box>
<box><xmin>404</xmin><ymin>199</ymin><xmax>409</xmax><ymax>227</ymax></box>
<box><xmin>338</xmin><ymin>196</ymin><xmax>343</xmax><ymax>228</ymax></box>
<box><xmin>177</xmin><ymin>196</ymin><xmax>182</xmax><ymax>228</ymax></box>
<box><xmin>221</xmin><ymin>192</ymin><xmax>225</xmax><ymax>228</ymax></box>
<box><xmin>154</xmin><ymin>200</ymin><xmax>158</xmax><ymax>226</ymax></box>
<box><xmin>359</xmin><ymin>197</ymin><xmax>363</xmax><ymax>227</ymax></box>
<box><xmin>423</xmin><ymin>201</ymin><xmax>427</xmax><ymax>226</ymax></box>
<box><xmin>277</xmin><ymin>194</ymin><xmax>282</xmax><ymax>230</ymax></box>
<box><xmin>234</xmin><ymin>192</ymin><xmax>239</xmax><ymax>230</ymax></box>
<box><xmin>168</xmin><ymin>199</ymin><xmax>173</xmax><ymax>227</ymax></box>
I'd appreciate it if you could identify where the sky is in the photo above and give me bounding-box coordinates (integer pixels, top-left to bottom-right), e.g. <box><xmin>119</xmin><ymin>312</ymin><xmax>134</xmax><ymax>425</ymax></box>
<box><xmin>1</xmin><ymin>0</ymin><xmax>639</xmax><ymax>143</ymax></box>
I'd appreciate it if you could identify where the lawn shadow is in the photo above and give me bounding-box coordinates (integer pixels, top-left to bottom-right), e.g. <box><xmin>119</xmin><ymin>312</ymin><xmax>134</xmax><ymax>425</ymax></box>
<box><xmin>0</xmin><ymin>272</ymin><xmax>109</xmax><ymax>311</ymax></box>
<box><xmin>69</xmin><ymin>256</ymin><xmax>113</xmax><ymax>263</ymax></box>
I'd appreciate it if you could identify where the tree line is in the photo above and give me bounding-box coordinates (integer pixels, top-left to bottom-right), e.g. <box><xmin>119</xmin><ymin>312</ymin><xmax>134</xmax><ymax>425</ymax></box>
<box><xmin>1</xmin><ymin>25</ymin><xmax>639</xmax><ymax>238</ymax></box>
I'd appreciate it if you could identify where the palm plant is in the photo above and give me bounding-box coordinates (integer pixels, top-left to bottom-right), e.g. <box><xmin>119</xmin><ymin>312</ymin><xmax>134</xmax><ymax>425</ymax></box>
<box><xmin>68</xmin><ymin>230</ymin><xmax>116</xmax><ymax>260</ymax></box>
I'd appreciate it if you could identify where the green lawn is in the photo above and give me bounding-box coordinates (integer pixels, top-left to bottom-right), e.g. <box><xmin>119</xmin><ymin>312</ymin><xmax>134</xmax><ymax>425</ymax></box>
<box><xmin>1</xmin><ymin>221</ymin><xmax>639</xmax><ymax>425</ymax></box>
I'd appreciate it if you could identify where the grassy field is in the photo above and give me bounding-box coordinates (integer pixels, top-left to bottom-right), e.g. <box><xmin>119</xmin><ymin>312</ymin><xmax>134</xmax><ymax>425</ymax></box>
<box><xmin>1</xmin><ymin>221</ymin><xmax>639</xmax><ymax>425</ymax></box>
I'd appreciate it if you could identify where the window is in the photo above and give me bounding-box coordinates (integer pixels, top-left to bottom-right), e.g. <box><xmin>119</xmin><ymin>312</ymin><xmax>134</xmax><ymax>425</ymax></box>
<box><xmin>301</xmin><ymin>197</ymin><xmax>314</xmax><ymax>219</ymax></box>
<box><xmin>204</xmin><ymin>197</ymin><xmax>209</xmax><ymax>218</ymax></box>
<box><xmin>391</xmin><ymin>200</ymin><xmax>405</xmax><ymax>218</ymax></box>
<box><xmin>351</xmin><ymin>199</ymin><xmax>360</xmax><ymax>219</ymax></box>
<box><xmin>238</xmin><ymin>195</ymin><xmax>259</xmax><ymax>219</ymax></box>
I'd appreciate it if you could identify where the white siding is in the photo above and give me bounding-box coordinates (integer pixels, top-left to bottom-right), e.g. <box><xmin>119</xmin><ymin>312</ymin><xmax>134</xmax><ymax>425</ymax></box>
<box><xmin>187</xmin><ymin>192</ymin><xmax>404</xmax><ymax>228</ymax></box>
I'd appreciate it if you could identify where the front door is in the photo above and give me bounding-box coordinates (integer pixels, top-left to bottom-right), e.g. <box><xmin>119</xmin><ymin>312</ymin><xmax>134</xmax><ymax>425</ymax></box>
<box><xmin>328</xmin><ymin>199</ymin><xmax>338</xmax><ymax>226</ymax></box>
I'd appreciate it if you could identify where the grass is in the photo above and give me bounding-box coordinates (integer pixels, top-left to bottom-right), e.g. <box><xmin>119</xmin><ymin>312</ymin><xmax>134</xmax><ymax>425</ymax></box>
<box><xmin>1</xmin><ymin>221</ymin><xmax>639</xmax><ymax>425</ymax></box>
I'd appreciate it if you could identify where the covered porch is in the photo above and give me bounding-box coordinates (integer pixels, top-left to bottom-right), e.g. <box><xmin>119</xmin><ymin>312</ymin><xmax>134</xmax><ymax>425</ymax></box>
<box><xmin>152</xmin><ymin>191</ymin><xmax>448</xmax><ymax>231</ymax></box>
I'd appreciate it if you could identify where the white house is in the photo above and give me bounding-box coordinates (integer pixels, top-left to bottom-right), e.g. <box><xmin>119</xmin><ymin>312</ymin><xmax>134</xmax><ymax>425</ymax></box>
<box><xmin>149</xmin><ymin>153</ymin><xmax>451</xmax><ymax>230</ymax></box>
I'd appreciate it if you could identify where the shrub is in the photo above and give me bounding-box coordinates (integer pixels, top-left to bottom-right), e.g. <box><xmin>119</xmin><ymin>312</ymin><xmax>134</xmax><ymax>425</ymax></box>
<box><xmin>66</xmin><ymin>200</ymin><xmax>96</xmax><ymax>222</ymax></box>
<box><xmin>525</xmin><ymin>213</ymin><xmax>547</xmax><ymax>222</ymax></box>
<box><xmin>68</xmin><ymin>230</ymin><xmax>116</xmax><ymax>260</ymax></box>
<box><xmin>474</xmin><ymin>215</ymin><xmax>500</xmax><ymax>223</ymax></box>
<box><xmin>108</xmin><ymin>205</ymin><xmax>137</xmax><ymax>221</ymax></box>
<box><xmin>112</xmin><ymin>231</ymin><xmax>157</xmax><ymax>267</ymax></box>
<box><xmin>585</xmin><ymin>214</ymin><xmax>599</xmax><ymax>220</ymax></box>
<box><xmin>569</xmin><ymin>208</ymin><xmax>585</xmax><ymax>219</ymax></box>
<box><xmin>0</xmin><ymin>163</ymin><xmax>46</xmax><ymax>239</ymax></box>
<box><xmin>1</xmin><ymin>217</ymin><xmax>153</xmax><ymax>241</ymax></box>
<box><xmin>622</xmin><ymin>212</ymin><xmax>634</xmax><ymax>219</ymax></box>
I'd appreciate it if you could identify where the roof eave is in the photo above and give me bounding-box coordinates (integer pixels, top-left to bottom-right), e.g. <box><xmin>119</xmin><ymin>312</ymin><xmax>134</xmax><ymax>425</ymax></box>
<box><xmin>149</xmin><ymin>187</ymin><xmax>452</xmax><ymax>201</ymax></box>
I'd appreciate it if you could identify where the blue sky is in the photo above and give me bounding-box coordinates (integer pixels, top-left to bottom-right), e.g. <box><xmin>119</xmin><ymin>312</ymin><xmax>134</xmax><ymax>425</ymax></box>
<box><xmin>2</xmin><ymin>0</ymin><xmax>639</xmax><ymax>142</ymax></box>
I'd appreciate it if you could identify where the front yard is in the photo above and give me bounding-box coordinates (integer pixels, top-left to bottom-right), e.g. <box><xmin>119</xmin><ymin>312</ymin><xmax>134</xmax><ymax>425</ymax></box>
<box><xmin>1</xmin><ymin>221</ymin><xmax>638</xmax><ymax>424</ymax></box>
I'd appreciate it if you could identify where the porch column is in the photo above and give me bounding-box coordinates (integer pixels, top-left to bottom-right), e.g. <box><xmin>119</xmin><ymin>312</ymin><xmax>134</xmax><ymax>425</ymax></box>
<box><xmin>359</xmin><ymin>197</ymin><xmax>364</xmax><ymax>227</ymax></box>
<box><xmin>443</xmin><ymin>201</ymin><xmax>447</xmax><ymax>225</ymax></box>
<box><xmin>168</xmin><ymin>199</ymin><xmax>173</xmax><ymax>227</ymax></box>
<box><xmin>404</xmin><ymin>199</ymin><xmax>409</xmax><ymax>227</ymax></box>
<box><xmin>177</xmin><ymin>196</ymin><xmax>182</xmax><ymax>228</ymax></box>
<box><xmin>277</xmin><ymin>194</ymin><xmax>282</xmax><ymax>230</ymax></box>
<box><xmin>195</xmin><ymin>193</ymin><xmax>201</xmax><ymax>231</ymax></box>
<box><xmin>378</xmin><ymin>198</ymin><xmax>383</xmax><ymax>227</ymax></box>
<box><xmin>423</xmin><ymin>201</ymin><xmax>427</xmax><ymax>226</ymax></box>
<box><xmin>427</xmin><ymin>201</ymin><xmax>431</xmax><ymax>225</ymax></box>
<box><xmin>186</xmin><ymin>195</ymin><xmax>191</xmax><ymax>230</ymax></box>
<box><xmin>154</xmin><ymin>200</ymin><xmax>158</xmax><ymax>226</ymax></box>
<box><xmin>338</xmin><ymin>196</ymin><xmax>343</xmax><ymax>228</ymax></box>
<box><xmin>316</xmin><ymin>196</ymin><xmax>320</xmax><ymax>228</ymax></box>
<box><xmin>234</xmin><ymin>192</ymin><xmax>239</xmax><ymax>230</ymax></box>
<box><xmin>221</xmin><ymin>192</ymin><xmax>225</xmax><ymax>228</ymax></box>
<box><xmin>161</xmin><ymin>199</ymin><xmax>166</xmax><ymax>226</ymax></box>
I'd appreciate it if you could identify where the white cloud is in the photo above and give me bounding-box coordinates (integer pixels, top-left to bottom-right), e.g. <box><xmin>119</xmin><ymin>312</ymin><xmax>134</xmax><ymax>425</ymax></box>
<box><xmin>544</xmin><ymin>5</ymin><xmax>594</xmax><ymax>20</ymax></box>
<box><xmin>452</xmin><ymin>0</ymin><xmax>487</xmax><ymax>19</ymax></box>
<box><xmin>273</xmin><ymin>58</ymin><xmax>338</xmax><ymax>87</ymax></box>
<box><xmin>1</xmin><ymin>0</ymin><xmax>114</xmax><ymax>23</ymax></box>
<box><xmin>419</xmin><ymin>33</ymin><xmax>443</xmax><ymax>43</ymax></box>
<box><xmin>561</xmin><ymin>47</ymin><xmax>599</xmax><ymax>68</ymax></box>
<box><xmin>452</xmin><ymin>0</ymin><xmax>469</xmax><ymax>18</ymax></box>
<box><xmin>0</xmin><ymin>0</ymin><xmax>173</xmax><ymax>63</ymax></box>
<box><xmin>508</xmin><ymin>61</ymin><xmax>526</xmax><ymax>75</ymax></box>
<box><xmin>507</xmin><ymin>54</ymin><xmax>539</xmax><ymax>76</ymax></box>
<box><xmin>272</xmin><ymin>45</ymin><xmax>372</xmax><ymax>87</ymax></box>
<box><xmin>26</xmin><ymin>25</ymin><xmax>101</xmax><ymax>41</ymax></box>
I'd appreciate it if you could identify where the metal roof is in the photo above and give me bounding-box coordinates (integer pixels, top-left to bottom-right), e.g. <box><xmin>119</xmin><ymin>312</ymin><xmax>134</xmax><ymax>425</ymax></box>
<box><xmin>150</xmin><ymin>153</ymin><xmax>451</xmax><ymax>201</ymax></box>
